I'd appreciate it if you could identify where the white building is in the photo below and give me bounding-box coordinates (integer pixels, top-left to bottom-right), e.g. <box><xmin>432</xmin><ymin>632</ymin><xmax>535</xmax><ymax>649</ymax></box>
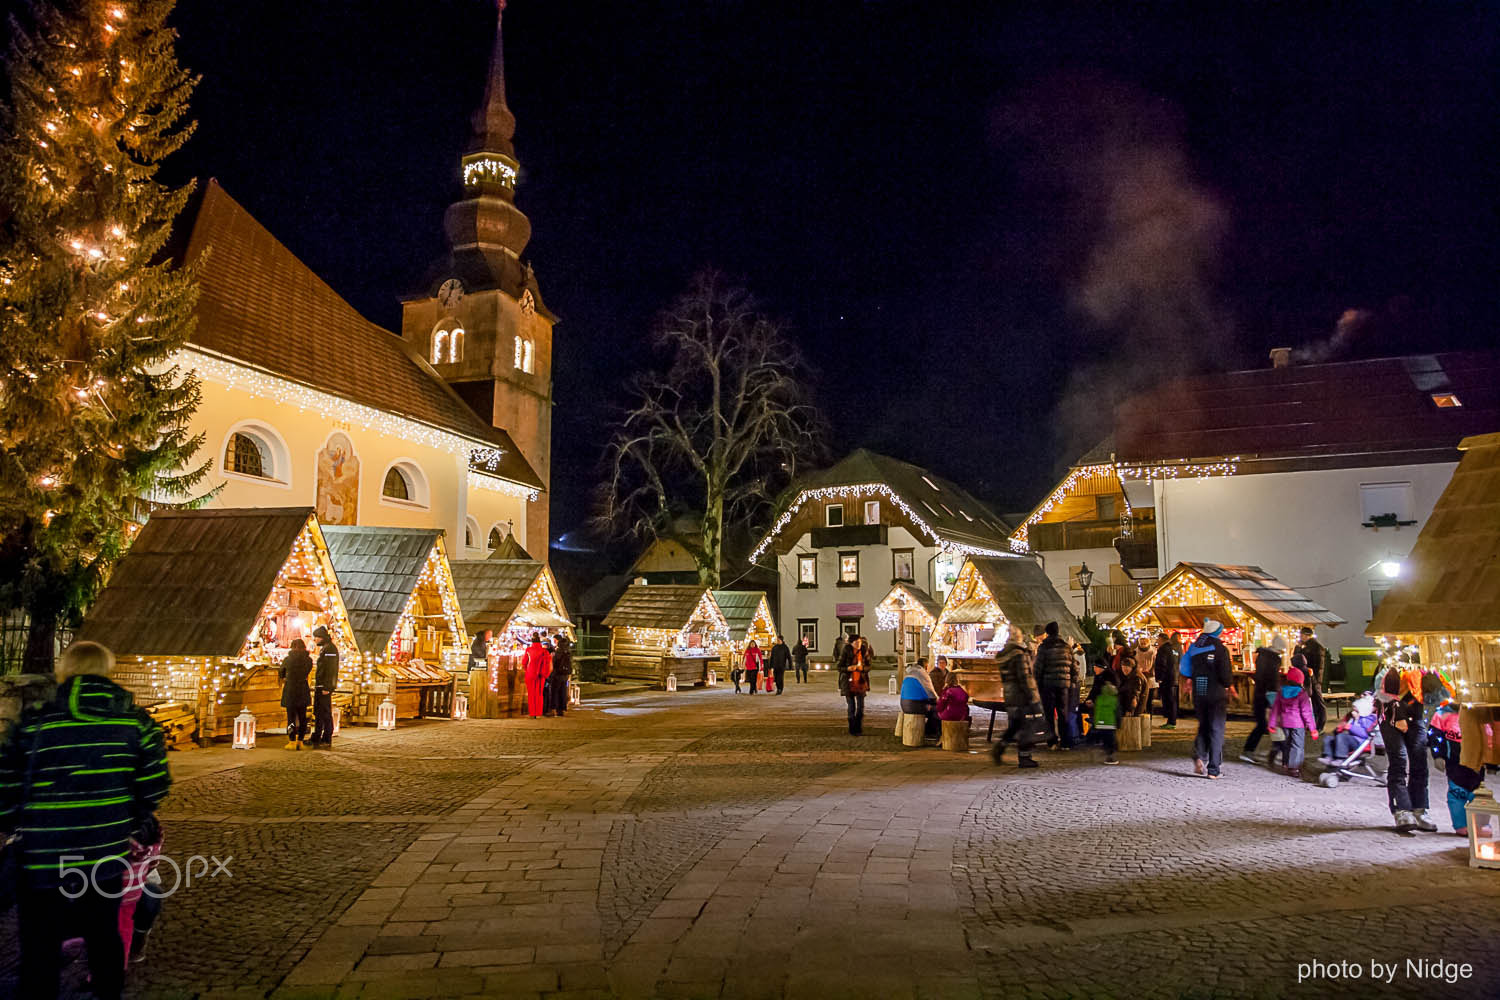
<box><xmin>750</xmin><ymin>451</ymin><xmax>1013</xmax><ymax>661</ymax></box>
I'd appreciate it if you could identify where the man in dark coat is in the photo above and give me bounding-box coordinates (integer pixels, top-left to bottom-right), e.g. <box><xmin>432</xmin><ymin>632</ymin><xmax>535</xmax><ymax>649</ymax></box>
<box><xmin>1152</xmin><ymin>631</ymin><xmax>1181</xmax><ymax>728</ymax></box>
<box><xmin>992</xmin><ymin>626</ymin><xmax>1042</xmax><ymax>768</ymax></box>
<box><xmin>278</xmin><ymin>638</ymin><xmax>313</xmax><ymax>749</ymax></box>
<box><xmin>1239</xmin><ymin>636</ymin><xmax>1285</xmax><ymax>762</ymax></box>
<box><xmin>469</xmin><ymin>629</ymin><xmax>491</xmax><ymax>671</ymax></box>
<box><xmin>547</xmin><ymin>635</ymin><xmax>573</xmax><ymax>716</ymax></box>
<box><xmin>792</xmin><ymin>635</ymin><xmax>810</xmax><ymax>683</ymax></box>
<box><xmin>0</xmin><ymin>641</ymin><xmax>171</xmax><ymax>999</ymax></box>
<box><xmin>768</xmin><ymin>635</ymin><xmax>792</xmax><ymax>694</ymax></box>
<box><xmin>1034</xmin><ymin>622</ymin><xmax>1076</xmax><ymax>750</ymax></box>
<box><xmin>310</xmin><ymin>625</ymin><xmax>340</xmax><ymax>748</ymax></box>
<box><xmin>1184</xmin><ymin>620</ymin><xmax>1235</xmax><ymax>778</ymax></box>
<box><xmin>1295</xmin><ymin>627</ymin><xmax>1328</xmax><ymax>731</ymax></box>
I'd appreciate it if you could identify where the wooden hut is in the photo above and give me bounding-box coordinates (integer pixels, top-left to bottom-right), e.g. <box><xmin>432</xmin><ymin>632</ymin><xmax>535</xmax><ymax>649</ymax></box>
<box><xmin>876</xmin><ymin>583</ymin><xmax>942</xmax><ymax>667</ymax></box>
<box><xmin>77</xmin><ymin>507</ymin><xmax>358</xmax><ymax>741</ymax></box>
<box><xmin>323</xmin><ymin>526</ymin><xmax>467</xmax><ymax>721</ymax></box>
<box><xmin>604</xmin><ymin>585</ymin><xmax>727</xmax><ymax>689</ymax></box>
<box><xmin>1368</xmin><ymin>432</ymin><xmax>1500</xmax><ymax>768</ymax></box>
<box><xmin>931</xmin><ymin>555</ymin><xmax>1084</xmax><ymax>701</ymax></box>
<box><xmin>1115</xmin><ymin>562</ymin><xmax>1345</xmax><ymax>712</ymax></box>
<box><xmin>449</xmin><ymin>551</ymin><xmax>573</xmax><ymax>718</ymax></box>
<box><xmin>713</xmin><ymin>590</ymin><xmax>776</xmax><ymax>664</ymax></box>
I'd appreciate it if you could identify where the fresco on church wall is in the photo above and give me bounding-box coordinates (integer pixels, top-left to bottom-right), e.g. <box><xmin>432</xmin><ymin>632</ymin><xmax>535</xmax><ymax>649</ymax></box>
<box><xmin>316</xmin><ymin>432</ymin><xmax>360</xmax><ymax>525</ymax></box>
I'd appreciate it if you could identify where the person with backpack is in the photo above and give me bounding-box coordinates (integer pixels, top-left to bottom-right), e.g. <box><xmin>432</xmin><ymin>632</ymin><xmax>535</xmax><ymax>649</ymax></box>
<box><xmin>1377</xmin><ymin>667</ymin><xmax>1437</xmax><ymax>834</ymax></box>
<box><xmin>1181</xmin><ymin>619</ymin><xmax>1234</xmax><ymax>778</ymax></box>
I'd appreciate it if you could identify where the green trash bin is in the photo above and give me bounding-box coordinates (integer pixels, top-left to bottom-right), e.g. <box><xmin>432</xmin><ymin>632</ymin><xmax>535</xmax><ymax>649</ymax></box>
<box><xmin>1338</xmin><ymin>646</ymin><xmax>1380</xmax><ymax>693</ymax></box>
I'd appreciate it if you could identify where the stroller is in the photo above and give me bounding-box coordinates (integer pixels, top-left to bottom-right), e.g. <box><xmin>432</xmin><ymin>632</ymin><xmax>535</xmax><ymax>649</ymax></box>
<box><xmin>1313</xmin><ymin>693</ymin><xmax>1386</xmax><ymax>788</ymax></box>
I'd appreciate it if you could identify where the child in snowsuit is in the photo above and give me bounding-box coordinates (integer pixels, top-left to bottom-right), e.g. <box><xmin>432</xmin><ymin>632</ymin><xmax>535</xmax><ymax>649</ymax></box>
<box><xmin>1430</xmin><ymin>700</ymin><xmax>1490</xmax><ymax>837</ymax></box>
<box><xmin>1084</xmin><ymin>661</ymin><xmax>1121</xmax><ymax>765</ymax></box>
<box><xmin>1324</xmin><ymin>693</ymin><xmax>1379</xmax><ymax>761</ymax></box>
<box><xmin>1266</xmin><ymin>664</ymin><xmax>1319</xmax><ymax>776</ymax></box>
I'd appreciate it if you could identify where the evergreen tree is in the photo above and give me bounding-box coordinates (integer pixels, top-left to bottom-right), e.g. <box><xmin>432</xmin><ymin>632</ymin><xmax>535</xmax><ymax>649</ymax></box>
<box><xmin>0</xmin><ymin>0</ymin><xmax>208</xmax><ymax>671</ymax></box>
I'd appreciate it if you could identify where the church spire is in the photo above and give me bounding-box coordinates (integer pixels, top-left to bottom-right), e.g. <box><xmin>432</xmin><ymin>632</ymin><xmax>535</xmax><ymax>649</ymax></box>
<box><xmin>470</xmin><ymin>0</ymin><xmax>516</xmax><ymax>157</ymax></box>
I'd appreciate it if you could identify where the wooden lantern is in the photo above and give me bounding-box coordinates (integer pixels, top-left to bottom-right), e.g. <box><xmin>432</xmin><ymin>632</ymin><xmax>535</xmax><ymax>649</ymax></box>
<box><xmin>452</xmin><ymin>693</ymin><xmax>469</xmax><ymax>721</ymax></box>
<box><xmin>377</xmin><ymin>696</ymin><xmax>397</xmax><ymax>731</ymax></box>
<box><xmin>569</xmin><ymin>681</ymin><xmax>581</xmax><ymax>705</ymax></box>
<box><xmin>232</xmin><ymin>708</ymin><xmax>257</xmax><ymax>750</ymax></box>
<box><xmin>1466</xmin><ymin>792</ymin><xmax>1500</xmax><ymax>869</ymax></box>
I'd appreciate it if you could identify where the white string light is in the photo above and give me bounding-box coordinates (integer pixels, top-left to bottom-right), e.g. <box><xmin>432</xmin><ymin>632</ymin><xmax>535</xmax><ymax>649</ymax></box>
<box><xmin>462</xmin><ymin>156</ymin><xmax>517</xmax><ymax>188</ymax></box>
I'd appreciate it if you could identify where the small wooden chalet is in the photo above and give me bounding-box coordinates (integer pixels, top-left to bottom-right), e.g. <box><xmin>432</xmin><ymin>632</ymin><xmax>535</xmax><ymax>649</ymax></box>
<box><xmin>875</xmin><ymin>583</ymin><xmax>942</xmax><ymax>667</ymax></box>
<box><xmin>1116</xmin><ymin>562</ymin><xmax>1344</xmax><ymax>712</ymax></box>
<box><xmin>604</xmin><ymin>585</ymin><xmax>727</xmax><ymax>689</ymax></box>
<box><xmin>1369</xmin><ymin>432</ymin><xmax>1500</xmax><ymax>766</ymax></box>
<box><xmin>449</xmin><ymin>545</ymin><xmax>573</xmax><ymax>718</ymax></box>
<box><xmin>713</xmin><ymin>590</ymin><xmax>777</xmax><ymax>661</ymax></box>
<box><xmin>931</xmin><ymin>555</ymin><xmax>1084</xmax><ymax>702</ymax></box>
<box><xmin>323</xmin><ymin>526</ymin><xmax>467</xmax><ymax>721</ymax></box>
<box><xmin>77</xmin><ymin>507</ymin><xmax>357</xmax><ymax>741</ymax></box>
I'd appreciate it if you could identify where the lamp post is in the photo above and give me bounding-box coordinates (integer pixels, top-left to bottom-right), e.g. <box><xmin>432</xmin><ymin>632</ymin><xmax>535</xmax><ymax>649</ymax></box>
<box><xmin>1078</xmin><ymin>562</ymin><xmax>1095</xmax><ymax>619</ymax></box>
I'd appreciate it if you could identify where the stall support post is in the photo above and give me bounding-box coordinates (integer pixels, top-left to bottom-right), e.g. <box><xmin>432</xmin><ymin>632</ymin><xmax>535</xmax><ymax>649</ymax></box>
<box><xmin>194</xmin><ymin>659</ymin><xmax>213</xmax><ymax>747</ymax></box>
<box><xmin>896</xmin><ymin>609</ymin><xmax>907</xmax><ymax>670</ymax></box>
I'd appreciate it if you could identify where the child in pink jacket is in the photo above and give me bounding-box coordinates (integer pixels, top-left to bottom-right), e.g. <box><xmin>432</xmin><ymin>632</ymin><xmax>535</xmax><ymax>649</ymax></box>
<box><xmin>1266</xmin><ymin>663</ymin><xmax>1319</xmax><ymax>776</ymax></box>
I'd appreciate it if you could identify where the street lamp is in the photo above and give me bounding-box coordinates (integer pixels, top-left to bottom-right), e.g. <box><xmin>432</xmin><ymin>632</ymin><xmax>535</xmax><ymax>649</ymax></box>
<box><xmin>1078</xmin><ymin>562</ymin><xmax>1094</xmax><ymax>619</ymax></box>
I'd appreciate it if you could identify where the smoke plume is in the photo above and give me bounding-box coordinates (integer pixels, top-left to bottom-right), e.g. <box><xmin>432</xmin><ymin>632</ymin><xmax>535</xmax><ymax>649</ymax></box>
<box><xmin>1292</xmin><ymin>308</ymin><xmax>1374</xmax><ymax>364</ymax></box>
<box><xmin>995</xmin><ymin>73</ymin><xmax>1233</xmax><ymax>459</ymax></box>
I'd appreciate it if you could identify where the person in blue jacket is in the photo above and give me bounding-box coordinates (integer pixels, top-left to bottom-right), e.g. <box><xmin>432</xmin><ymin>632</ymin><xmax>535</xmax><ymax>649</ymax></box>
<box><xmin>900</xmin><ymin>658</ymin><xmax>940</xmax><ymax>739</ymax></box>
<box><xmin>1181</xmin><ymin>619</ymin><xmax>1235</xmax><ymax>779</ymax></box>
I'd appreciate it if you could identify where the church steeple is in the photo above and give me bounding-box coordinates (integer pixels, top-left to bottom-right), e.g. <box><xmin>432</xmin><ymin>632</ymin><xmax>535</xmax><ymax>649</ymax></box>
<box><xmin>444</xmin><ymin>0</ymin><xmax>531</xmax><ymax>270</ymax></box>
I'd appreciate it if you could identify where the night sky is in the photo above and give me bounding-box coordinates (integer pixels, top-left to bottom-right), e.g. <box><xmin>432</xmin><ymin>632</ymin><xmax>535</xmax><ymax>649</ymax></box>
<box><xmin>166</xmin><ymin>1</ymin><xmax>1499</xmax><ymax>544</ymax></box>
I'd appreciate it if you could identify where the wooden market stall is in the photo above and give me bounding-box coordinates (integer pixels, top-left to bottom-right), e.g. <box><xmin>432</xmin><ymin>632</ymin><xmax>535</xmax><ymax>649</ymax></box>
<box><xmin>604</xmin><ymin>585</ymin><xmax>727</xmax><ymax>690</ymax></box>
<box><xmin>931</xmin><ymin>555</ymin><xmax>1085</xmax><ymax>702</ymax></box>
<box><xmin>449</xmin><ymin>550</ymin><xmax>573</xmax><ymax>718</ymax></box>
<box><xmin>713</xmin><ymin>590</ymin><xmax>776</xmax><ymax>664</ymax></box>
<box><xmin>876</xmin><ymin>583</ymin><xmax>942</xmax><ymax>668</ymax></box>
<box><xmin>76</xmin><ymin>507</ymin><xmax>358</xmax><ymax>742</ymax></box>
<box><xmin>323</xmin><ymin>526</ymin><xmax>468</xmax><ymax>722</ymax></box>
<box><xmin>1368</xmin><ymin>431</ymin><xmax>1500</xmax><ymax>770</ymax></box>
<box><xmin>1114</xmin><ymin>562</ymin><xmax>1345</xmax><ymax>713</ymax></box>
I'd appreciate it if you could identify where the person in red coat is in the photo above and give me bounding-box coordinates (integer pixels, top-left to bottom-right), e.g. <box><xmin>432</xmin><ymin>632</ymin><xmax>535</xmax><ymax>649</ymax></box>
<box><xmin>523</xmin><ymin>634</ymin><xmax>551</xmax><ymax>718</ymax></box>
<box><xmin>744</xmin><ymin>641</ymin><xmax>764</xmax><ymax>696</ymax></box>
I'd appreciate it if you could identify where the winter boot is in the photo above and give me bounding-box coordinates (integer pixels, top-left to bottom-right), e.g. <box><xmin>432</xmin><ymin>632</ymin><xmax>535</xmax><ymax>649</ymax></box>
<box><xmin>1412</xmin><ymin>811</ymin><xmax>1439</xmax><ymax>833</ymax></box>
<box><xmin>1017</xmin><ymin>754</ymin><xmax>1039</xmax><ymax>769</ymax></box>
<box><xmin>284</xmin><ymin>740</ymin><xmax>298</xmax><ymax>751</ymax></box>
<box><xmin>1394</xmin><ymin>810</ymin><xmax>1418</xmax><ymax>833</ymax></box>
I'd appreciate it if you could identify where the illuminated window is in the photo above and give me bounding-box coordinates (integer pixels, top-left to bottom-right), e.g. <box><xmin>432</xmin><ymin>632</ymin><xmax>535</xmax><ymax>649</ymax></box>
<box><xmin>225</xmin><ymin>432</ymin><xmax>268</xmax><ymax>479</ymax></box>
<box><xmin>921</xmin><ymin>476</ymin><xmax>940</xmax><ymax>491</ymax></box>
<box><xmin>221</xmin><ymin>423</ymin><xmax>288</xmax><ymax>484</ymax></box>
<box><xmin>839</xmin><ymin>552</ymin><xmax>859</xmax><ymax>585</ymax></box>
<box><xmin>960</xmin><ymin>509</ymin><xmax>973</xmax><ymax>521</ymax></box>
<box><xmin>863</xmin><ymin>500</ymin><xmax>880</xmax><ymax>523</ymax></box>
<box><xmin>1431</xmin><ymin>393</ymin><xmax>1462</xmax><ymax>408</ymax></box>
<box><xmin>798</xmin><ymin>619</ymin><xmax>818</xmax><ymax>650</ymax></box>
<box><xmin>514</xmin><ymin>336</ymin><xmax>535</xmax><ymax>374</ymax></box>
<box><xmin>825</xmin><ymin>504</ymin><xmax>844</xmax><ymax>527</ymax></box>
<box><xmin>449</xmin><ymin>327</ymin><xmax>464</xmax><ymax>363</ymax></box>
<box><xmin>798</xmin><ymin>554</ymin><xmax>817</xmax><ymax>587</ymax></box>
<box><xmin>892</xmin><ymin>549</ymin><xmax>914</xmax><ymax>581</ymax></box>
<box><xmin>488</xmin><ymin>525</ymin><xmax>505</xmax><ymax>551</ymax></box>
<box><xmin>432</xmin><ymin>329</ymin><xmax>448</xmax><ymax>364</ymax></box>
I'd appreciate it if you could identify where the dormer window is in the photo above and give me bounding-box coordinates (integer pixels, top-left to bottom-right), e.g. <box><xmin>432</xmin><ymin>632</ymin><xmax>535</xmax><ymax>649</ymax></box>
<box><xmin>1432</xmin><ymin>392</ymin><xmax>1462</xmax><ymax>408</ymax></box>
<box><xmin>921</xmin><ymin>476</ymin><xmax>940</xmax><ymax>491</ymax></box>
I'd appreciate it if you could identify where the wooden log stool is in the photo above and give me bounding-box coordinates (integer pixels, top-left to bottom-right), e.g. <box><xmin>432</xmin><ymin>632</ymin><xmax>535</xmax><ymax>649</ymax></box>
<box><xmin>901</xmin><ymin>713</ymin><xmax>925</xmax><ymax>747</ymax></box>
<box><xmin>1118</xmin><ymin>716</ymin><xmax>1143</xmax><ymax>751</ymax></box>
<box><xmin>940</xmin><ymin>720</ymin><xmax>970</xmax><ymax>752</ymax></box>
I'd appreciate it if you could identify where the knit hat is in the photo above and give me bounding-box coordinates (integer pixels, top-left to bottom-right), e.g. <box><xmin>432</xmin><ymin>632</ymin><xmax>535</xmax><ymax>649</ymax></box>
<box><xmin>1291</xmin><ymin>651</ymin><xmax>1308</xmax><ymax>672</ymax></box>
<box><xmin>1269</xmin><ymin>635</ymin><xmax>1287</xmax><ymax>653</ymax></box>
<box><xmin>312</xmin><ymin>625</ymin><xmax>330</xmax><ymax>641</ymax></box>
<box><xmin>1202</xmin><ymin>619</ymin><xmax>1223</xmax><ymax>636</ymax></box>
<box><xmin>1044</xmin><ymin>621</ymin><xmax>1059</xmax><ymax>637</ymax></box>
<box><xmin>1285</xmin><ymin>666</ymin><xmax>1305</xmax><ymax>686</ymax></box>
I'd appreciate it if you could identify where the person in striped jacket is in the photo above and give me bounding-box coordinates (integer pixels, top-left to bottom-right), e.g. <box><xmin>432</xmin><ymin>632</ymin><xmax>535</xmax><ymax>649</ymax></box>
<box><xmin>0</xmin><ymin>641</ymin><xmax>171</xmax><ymax>999</ymax></box>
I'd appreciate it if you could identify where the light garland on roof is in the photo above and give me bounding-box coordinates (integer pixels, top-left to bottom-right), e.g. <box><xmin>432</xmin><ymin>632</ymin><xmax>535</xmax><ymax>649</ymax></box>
<box><xmin>876</xmin><ymin>586</ymin><xmax>938</xmax><ymax>633</ymax></box>
<box><xmin>931</xmin><ymin>560</ymin><xmax>1009</xmax><ymax>656</ymax></box>
<box><xmin>718</xmin><ymin>596</ymin><xmax>776</xmax><ymax>656</ymax></box>
<box><xmin>382</xmin><ymin>546</ymin><xmax>469</xmax><ymax>662</ymax></box>
<box><xmin>1009</xmin><ymin>464</ymin><xmax>1117</xmax><ymax>549</ymax></box>
<box><xmin>1117</xmin><ymin>458</ymin><xmax>1240</xmax><ymax>482</ymax></box>
<box><xmin>183</xmin><ymin>349</ymin><xmax>537</xmax><ymax>496</ymax></box>
<box><xmin>750</xmin><ymin>483</ymin><xmax>1007</xmax><ymax>564</ymax></box>
<box><xmin>463</xmin><ymin>155</ymin><xmax>517</xmax><ymax>188</ymax></box>
<box><xmin>1114</xmin><ymin>570</ymin><xmax>1299</xmax><ymax>653</ymax></box>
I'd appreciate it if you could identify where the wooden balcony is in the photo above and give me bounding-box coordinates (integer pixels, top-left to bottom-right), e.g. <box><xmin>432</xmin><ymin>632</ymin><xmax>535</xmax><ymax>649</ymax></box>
<box><xmin>1088</xmin><ymin>583</ymin><xmax>1146</xmax><ymax>615</ymax></box>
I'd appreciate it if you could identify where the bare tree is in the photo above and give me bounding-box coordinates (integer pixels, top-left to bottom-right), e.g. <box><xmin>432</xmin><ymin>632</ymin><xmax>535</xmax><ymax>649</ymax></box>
<box><xmin>599</xmin><ymin>272</ymin><xmax>823</xmax><ymax>586</ymax></box>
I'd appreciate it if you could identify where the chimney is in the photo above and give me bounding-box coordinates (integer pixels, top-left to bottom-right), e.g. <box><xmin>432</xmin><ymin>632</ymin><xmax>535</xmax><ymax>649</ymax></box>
<box><xmin>1269</xmin><ymin>347</ymin><xmax>1293</xmax><ymax>369</ymax></box>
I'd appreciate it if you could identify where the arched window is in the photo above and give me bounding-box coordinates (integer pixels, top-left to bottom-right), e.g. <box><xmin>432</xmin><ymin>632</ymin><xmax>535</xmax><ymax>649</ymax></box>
<box><xmin>488</xmin><ymin>526</ymin><xmax>504</xmax><ymax>551</ymax></box>
<box><xmin>465</xmin><ymin>516</ymin><xmax>480</xmax><ymax>550</ymax></box>
<box><xmin>382</xmin><ymin>466</ymin><xmax>410</xmax><ymax>501</ymax></box>
<box><xmin>513</xmin><ymin>335</ymin><xmax>534</xmax><ymax>374</ymax></box>
<box><xmin>379</xmin><ymin>460</ymin><xmax>429</xmax><ymax>508</ymax></box>
<box><xmin>432</xmin><ymin>329</ymin><xmax>448</xmax><ymax>364</ymax></box>
<box><xmin>220</xmin><ymin>422</ymin><xmax>290</xmax><ymax>485</ymax></box>
<box><xmin>449</xmin><ymin>328</ymin><xmax>464</xmax><ymax>363</ymax></box>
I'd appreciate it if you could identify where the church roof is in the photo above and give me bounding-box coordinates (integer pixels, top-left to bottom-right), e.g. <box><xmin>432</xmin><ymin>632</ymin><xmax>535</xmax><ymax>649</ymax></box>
<box><xmin>181</xmin><ymin>180</ymin><xmax>543</xmax><ymax>492</ymax></box>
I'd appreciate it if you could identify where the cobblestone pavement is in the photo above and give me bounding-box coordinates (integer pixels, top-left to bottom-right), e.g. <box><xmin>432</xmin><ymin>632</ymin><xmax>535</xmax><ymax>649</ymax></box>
<box><xmin>1</xmin><ymin>673</ymin><xmax>1496</xmax><ymax>999</ymax></box>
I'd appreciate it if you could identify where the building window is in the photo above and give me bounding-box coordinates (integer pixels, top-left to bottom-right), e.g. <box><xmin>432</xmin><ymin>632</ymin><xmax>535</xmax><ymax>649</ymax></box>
<box><xmin>825</xmin><ymin>503</ymin><xmax>844</xmax><ymax>528</ymax></box>
<box><xmin>380</xmin><ymin>461</ymin><xmax>429</xmax><ymax>508</ymax></box>
<box><xmin>839</xmin><ymin>552</ymin><xmax>859</xmax><ymax>585</ymax></box>
<box><xmin>863</xmin><ymin>500</ymin><xmax>880</xmax><ymax>524</ymax></box>
<box><xmin>1095</xmin><ymin>495</ymin><xmax>1117</xmax><ymax>520</ymax></box>
<box><xmin>839</xmin><ymin>618</ymin><xmax>861</xmax><ymax>639</ymax></box>
<box><xmin>1360</xmin><ymin>482</ymin><xmax>1415</xmax><ymax>526</ymax></box>
<box><xmin>1431</xmin><ymin>392</ymin><xmax>1462</xmax><ymax>408</ymax></box>
<box><xmin>798</xmin><ymin>619</ymin><xmax>818</xmax><ymax>650</ymax></box>
<box><xmin>225</xmin><ymin>432</ymin><xmax>268</xmax><ymax>479</ymax></box>
<box><xmin>488</xmin><ymin>526</ymin><xmax>505</xmax><ymax>551</ymax></box>
<box><xmin>449</xmin><ymin>328</ymin><xmax>464</xmax><ymax>363</ymax></box>
<box><xmin>432</xmin><ymin>329</ymin><xmax>448</xmax><ymax>364</ymax></box>
<box><xmin>514</xmin><ymin>336</ymin><xmax>535</xmax><ymax>374</ymax></box>
<box><xmin>798</xmin><ymin>554</ymin><xmax>817</xmax><ymax>587</ymax></box>
<box><xmin>1370</xmin><ymin>586</ymin><xmax>1392</xmax><ymax>617</ymax></box>
<box><xmin>464</xmin><ymin>517</ymin><xmax>479</xmax><ymax>550</ymax></box>
<box><xmin>1068</xmin><ymin>564</ymin><xmax>1085</xmax><ymax>592</ymax></box>
<box><xmin>921</xmin><ymin>475</ymin><xmax>940</xmax><ymax>491</ymax></box>
<box><xmin>892</xmin><ymin>549</ymin><xmax>914</xmax><ymax>582</ymax></box>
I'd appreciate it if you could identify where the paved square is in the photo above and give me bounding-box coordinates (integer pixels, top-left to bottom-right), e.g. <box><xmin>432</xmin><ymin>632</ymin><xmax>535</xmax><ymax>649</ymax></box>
<box><xmin>2</xmin><ymin>674</ymin><xmax>1495</xmax><ymax>999</ymax></box>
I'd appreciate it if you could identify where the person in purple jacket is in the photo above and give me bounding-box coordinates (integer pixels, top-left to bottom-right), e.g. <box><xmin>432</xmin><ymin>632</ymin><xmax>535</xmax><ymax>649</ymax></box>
<box><xmin>1323</xmin><ymin>693</ymin><xmax>1378</xmax><ymax>761</ymax></box>
<box><xmin>1266</xmin><ymin>663</ymin><xmax>1320</xmax><ymax>776</ymax></box>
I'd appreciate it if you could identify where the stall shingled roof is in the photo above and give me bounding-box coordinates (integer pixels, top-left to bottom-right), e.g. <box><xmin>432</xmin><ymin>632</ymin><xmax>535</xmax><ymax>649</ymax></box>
<box><xmin>449</xmin><ymin>559</ymin><xmax>546</xmax><ymax>633</ymax></box>
<box><xmin>1121</xmin><ymin>562</ymin><xmax>1346</xmax><ymax>629</ymax></box>
<box><xmin>966</xmin><ymin>556</ymin><xmax>1087</xmax><ymax>643</ymax></box>
<box><xmin>322</xmin><ymin>526</ymin><xmax>446</xmax><ymax>653</ymax></box>
<box><xmin>881</xmin><ymin>583</ymin><xmax>943</xmax><ymax>623</ymax></box>
<box><xmin>603</xmin><ymin>585</ymin><xmax>714</xmax><ymax>630</ymax></box>
<box><xmin>712</xmin><ymin>591</ymin><xmax>775</xmax><ymax>642</ymax></box>
<box><xmin>78</xmin><ymin>508</ymin><xmax>317</xmax><ymax>657</ymax></box>
<box><xmin>1368</xmin><ymin>432</ymin><xmax>1500</xmax><ymax>635</ymax></box>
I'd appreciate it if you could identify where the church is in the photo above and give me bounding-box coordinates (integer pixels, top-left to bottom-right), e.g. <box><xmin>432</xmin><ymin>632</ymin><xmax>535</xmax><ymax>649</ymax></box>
<box><xmin>167</xmin><ymin>1</ymin><xmax>554</xmax><ymax>558</ymax></box>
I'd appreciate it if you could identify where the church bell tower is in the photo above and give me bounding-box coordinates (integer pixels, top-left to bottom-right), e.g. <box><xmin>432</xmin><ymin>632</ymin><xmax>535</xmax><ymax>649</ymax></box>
<box><xmin>401</xmin><ymin>0</ymin><xmax>553</xmax><ymax>557</ymax></box>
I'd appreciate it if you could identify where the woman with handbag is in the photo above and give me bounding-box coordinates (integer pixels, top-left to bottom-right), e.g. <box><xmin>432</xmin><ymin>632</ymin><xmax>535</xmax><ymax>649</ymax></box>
<box><xmin>838</xmin><ymin>634</ymin><xmax>872</xmax><ymax>735</ymax></box>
